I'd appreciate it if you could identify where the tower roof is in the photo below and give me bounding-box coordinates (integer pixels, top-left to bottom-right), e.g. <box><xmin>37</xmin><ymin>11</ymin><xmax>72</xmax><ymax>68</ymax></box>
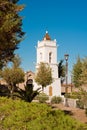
<box><xmin>43</xmin><ymin>31</ymin><xmax>51</xmax><ymax>40</ymax></box>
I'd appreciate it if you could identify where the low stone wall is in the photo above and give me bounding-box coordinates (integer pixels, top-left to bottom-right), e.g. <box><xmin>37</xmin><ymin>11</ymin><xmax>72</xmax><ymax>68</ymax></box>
<box><xmin>63</xmin><ymin>98</ymin><xmax>77</xmax><ymax>108</ymax></box>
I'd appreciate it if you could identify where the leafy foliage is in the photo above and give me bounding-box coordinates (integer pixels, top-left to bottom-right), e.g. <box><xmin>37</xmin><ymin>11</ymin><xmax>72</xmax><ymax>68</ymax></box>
<box><xmin>36</xmin><ymin>92</ymin><xmax>49</xmax><ymax>103</ymax></box>
<box><xmin>0</xmin><ymin>0</ymin><xmax>25</xmax><ymax>68</ymax></box>
<box><xmin>67</xmin><ymin>89</ymin><xmax>87</xmax><ymax>109</ymax></box>
<box><xmin>0</xmin><ymin>84</ymin><xmax>10</xmax><ymax>97</ymax></box>
<box><xmin>72</xmin><ymin>56</ymin><xmax>82</xmax><ymax>87</ymax></box>
<box><xmin>76</xmin><ymin>100</ymin><xmax>84</xmax><ymax>109</ymax></box>
<box><xmin>80</xmin><ymin>57</ymin><xmax>87</xmax><ymax>85</ymax></box>
<box><xmin>64</xmin><ymin>92</ymin><xmax>79</xmax><ymax>99</ymax></box>
<box><xmin>13</xmin><ymin>82</ymin><xmax>41</xmax><ymax>102</ymax></box>
<box><xmin>76</xmin><ymin>88</ymin><xmax>87</xmax><ymax>109</ymax></box>
<box><xmin>0</xmin><ymin>97</ymin><xmax>87</xmax><ymax>130</ymax></box>
<box><xmin>35</xmin><ymin>62</ymin><xmax>53</xmax><ymax>91</ymax></box>
<box><xmin>58</xmin><ymin>60</ymin><xmax>65</xmax><ymax>83</ymax></box>
<box><xmin>0</xmin><ymin>55</ymin><xmax>25</xmax><ymax>95</ymax></box>
<box><xmin>51</xmin><ymin>96</ymin><xmax>62</xmax><ymax>104</ymax></box>
<box><xmin>72</xmin><ymin>56</ymin><xmax>87</xmax><ymax>87</ymax></box>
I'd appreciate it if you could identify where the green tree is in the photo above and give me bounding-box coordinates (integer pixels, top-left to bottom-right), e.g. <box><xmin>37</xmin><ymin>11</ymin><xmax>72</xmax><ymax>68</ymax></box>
<box><xmin>11</xmin><ymin>54</ymin><xmax>21</xmax><ymax>68</ymax></box>
<box><xmin>72</xmin><ymin>56</ymin><xmax>82</xmax><ymax>87</ymax></box>
<box><xmin>0</xmin><ymin>55</ymin><xmax>25</xmax><ymax>96</ymax></box>
<box><xmin>35</xmin><ymin>62</ymin><xmax>53</xmax><ymax>91</ymax></box>
<box><xmin>0</xmin><ymin>0</ymin><xmax>25</xmax><ymax>69</ymax></box>
<box><xmin>80</xmin><ymin>57</ymin><xmax>87</xmax><ymax>85</ymax></box>
<box><xmin>58</xmin><ymin>60</ymin><xmax>65</xmax><ymax>83</ymax></box>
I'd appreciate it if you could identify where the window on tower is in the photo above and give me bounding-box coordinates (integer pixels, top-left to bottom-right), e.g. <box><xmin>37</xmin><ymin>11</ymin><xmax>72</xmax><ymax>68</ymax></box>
<box><xmin>49</xmin><ymin>52</ymin><xmax>52</xmax><ymax>63</ymax></box>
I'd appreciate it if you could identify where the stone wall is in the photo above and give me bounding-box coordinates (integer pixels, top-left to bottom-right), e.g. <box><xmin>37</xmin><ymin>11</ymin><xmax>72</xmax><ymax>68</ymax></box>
<box><xmin>63</xmin><ymin>98</ymin><xmax>77</xmax><ymax>108</ymax></box>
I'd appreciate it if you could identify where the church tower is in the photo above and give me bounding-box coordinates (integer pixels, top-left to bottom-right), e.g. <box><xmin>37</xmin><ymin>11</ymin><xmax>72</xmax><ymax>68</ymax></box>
<box><xmin>36</xmin><ymin>31</ymin><xmax>61</xmax><ymax>97</ymax></box>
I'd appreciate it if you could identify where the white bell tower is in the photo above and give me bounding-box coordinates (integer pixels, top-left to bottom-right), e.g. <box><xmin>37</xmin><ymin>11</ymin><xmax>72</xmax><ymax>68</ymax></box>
<box><xmin>36</xmin><ymin>31</ymin><xmax>61</xmax><ymax>97</ymax></box>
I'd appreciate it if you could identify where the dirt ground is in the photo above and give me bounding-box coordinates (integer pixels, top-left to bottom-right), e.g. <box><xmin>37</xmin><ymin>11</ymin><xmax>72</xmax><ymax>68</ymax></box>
<box><xmin>51</xmin><ymin>103</ymin><xmax>87</xmax><ymax>124</ymax></box>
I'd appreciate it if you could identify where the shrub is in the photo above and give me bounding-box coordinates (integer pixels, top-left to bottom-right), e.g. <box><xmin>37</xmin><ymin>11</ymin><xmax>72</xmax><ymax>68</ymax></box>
<box><xmin>65</xmin><ymin>92</ymin><xmax>78</xmax><ymax>99</ymax></box>
<box><xmin>51</xmin><ymin>96</ymin><xmax>62</xmax><ymax>104</ymax></box>
<box><xmin>76</xmin><ymin>100</ymin><xmax>84</xmax><ymax>109</ymax></box>
<box><xmin>0</xmin><ymin>97</ymin><xmax>87</xmax><ymax>130</ymax></box>
<box><xmin>35</xmin><ymin>93</ymin><xmax>49</xmax><ymax>103</ymax></box>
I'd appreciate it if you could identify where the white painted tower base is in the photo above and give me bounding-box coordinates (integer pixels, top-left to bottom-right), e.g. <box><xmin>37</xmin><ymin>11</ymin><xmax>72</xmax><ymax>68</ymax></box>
<box><xmin>33</xmin><ymin>78</ymin><xmax>61</xmax><ymax>97</ymax></box>
<box><xmin>44</xmin><ymin>78</ymin><xmax>61</xmax><ymax>97</ymax></box>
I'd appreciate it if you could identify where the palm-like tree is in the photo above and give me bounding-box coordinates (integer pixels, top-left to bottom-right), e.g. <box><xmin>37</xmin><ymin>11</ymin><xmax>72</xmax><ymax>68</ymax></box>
<box><xmin>13</xmin><ymin>80</ymin><xmax>41</xmax><ymax>102</ymax></box>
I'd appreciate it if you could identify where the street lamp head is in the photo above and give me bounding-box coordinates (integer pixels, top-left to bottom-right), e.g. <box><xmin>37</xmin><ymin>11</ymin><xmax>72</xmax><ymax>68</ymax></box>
<box><xmin>64</xmin><ymin>54</ymin><xmax>69</xmax><ymax>61</ymax></box>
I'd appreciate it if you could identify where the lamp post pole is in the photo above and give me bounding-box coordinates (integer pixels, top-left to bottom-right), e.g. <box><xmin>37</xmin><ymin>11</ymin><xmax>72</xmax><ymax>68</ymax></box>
<box><xmin>64</xmin><ymin>54</ymin><xmax>69</xmax><ymax>106</ymax></box>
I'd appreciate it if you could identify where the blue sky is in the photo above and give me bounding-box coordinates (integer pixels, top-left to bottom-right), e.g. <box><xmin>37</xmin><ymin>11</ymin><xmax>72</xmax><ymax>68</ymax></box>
<box><xmin>17</xmin><ymin>0</ymin><xmax>87</xmax><ymax>76</ymax></box>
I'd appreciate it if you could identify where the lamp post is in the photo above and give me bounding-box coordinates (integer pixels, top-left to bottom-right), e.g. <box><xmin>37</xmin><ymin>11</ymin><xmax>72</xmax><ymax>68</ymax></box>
<box><xmin>64</xmin><ymin>54</ymin><xmax>69</xmax><ymax>106</ymax></box>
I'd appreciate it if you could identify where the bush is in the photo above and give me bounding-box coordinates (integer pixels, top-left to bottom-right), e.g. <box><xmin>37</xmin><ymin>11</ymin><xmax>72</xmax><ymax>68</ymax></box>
<box><xmin>0</xmin><ymin>97</ymin><xmax>87</xmax><ymax>130</ymax></box>
<box><xmin>51</xmin><ymin>96</ymin><xmax>62</xmax><ymax>104</ymax></box>
<box><xmin>36</xmin><ymin>93</ymin><xmax>49</xmax><ymax>103</ymax></box>
<box><xmin>76</xmin><ymin>100</ymin><xmax>84</xmax><ymax>109</ymax></box>
<box><xmin>65</xmin><ymin>92</ymin><xmax>78</xmax><ymax>99</ymax></box>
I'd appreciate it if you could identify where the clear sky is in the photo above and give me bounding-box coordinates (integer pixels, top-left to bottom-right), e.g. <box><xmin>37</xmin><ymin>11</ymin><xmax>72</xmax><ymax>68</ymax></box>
<box><xmin>17</xmin><ymin>0</ymin><xmax>87</xmax><ymax>77</ymax></box>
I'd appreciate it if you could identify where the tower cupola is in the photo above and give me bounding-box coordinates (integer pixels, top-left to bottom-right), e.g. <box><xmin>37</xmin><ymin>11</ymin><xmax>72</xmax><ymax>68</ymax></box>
<box><xmin>43</xmin><ymin>31</ymin><xmax>51</xmax><ymax>41</ymax></box>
